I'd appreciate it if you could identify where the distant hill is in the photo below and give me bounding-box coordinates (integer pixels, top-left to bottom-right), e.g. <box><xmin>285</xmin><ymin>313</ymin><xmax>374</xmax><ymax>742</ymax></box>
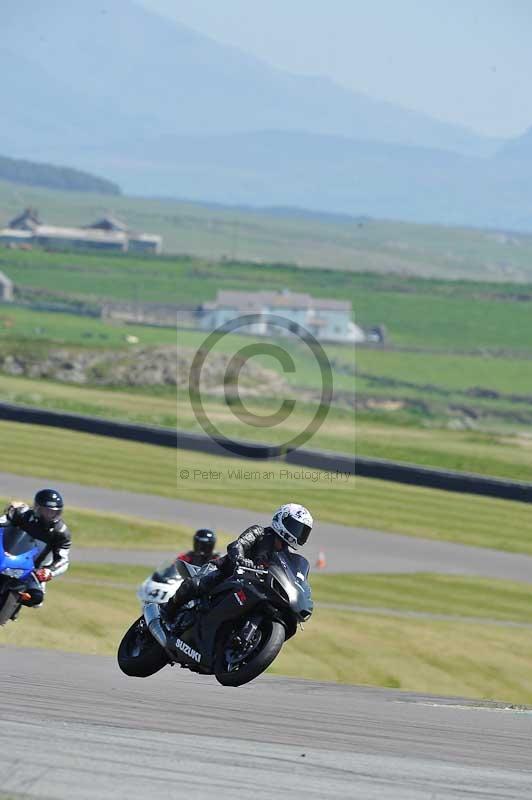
<box><xmin>1</xmin><ymin>0</ymin><xmax>496</xmax><ymax>158</ymax></box>
<box><xmin>0</xmin><ymin>155</ymin><xmax>121</xmax><ymax>196</ymax></box>
<box><xmin>496</xmin><ymin>127</ymin><xmax>532</xmax><ymax>161</ymax></box>
<box><xmin>5</xmin><ymin>0</ymin><xmax>532</xmax><ymax>230</ymax></box>
<box><xmin>73</xmin><ymin>130</ymin><xmax>532</xmax><ymax>231</ymax></box>
<box><xmin>3</xmin><ymin>178</ymin><xmax>532</xmax><ymax>284</ymax></box>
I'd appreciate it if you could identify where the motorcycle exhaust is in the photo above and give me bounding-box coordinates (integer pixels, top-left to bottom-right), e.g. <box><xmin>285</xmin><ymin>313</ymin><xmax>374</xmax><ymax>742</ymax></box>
<box><xmin>143</xmin><ymin>602</ymin><xmax>176</xmax><ymax>661</ymax></box>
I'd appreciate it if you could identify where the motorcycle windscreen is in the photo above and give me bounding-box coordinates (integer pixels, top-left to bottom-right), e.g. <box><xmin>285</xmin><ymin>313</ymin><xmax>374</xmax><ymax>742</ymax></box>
<box><xmin>273</xmin><ymin>550</ymin><xmax>310</xmax><ymax>581</ymax></box>
<box><xmin>152</xmin><ymin>561</ymin><xmax>181</xmax><ymax>584</ymax></box>
<box><xmin>1</xmin><ymin>525</ymin><xmax>45</xmax><ymax>557</ymax></box>
<box><xmin>286</xmin><ymin>552</ymin><xmax>311</xmax><ymax>580</ymax></box>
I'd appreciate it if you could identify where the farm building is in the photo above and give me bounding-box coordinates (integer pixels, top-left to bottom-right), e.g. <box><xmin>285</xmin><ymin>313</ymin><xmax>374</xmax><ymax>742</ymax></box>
<box><xmin>86</xmin><ymin>215</ymin><xmax>129</xmax><ymax>233</ymax></box>
<box><xmin>199</xmin><ymin>289</ymin><xmax>364</xmax><ymax>344</ymax></box>
<box><xmin>0</xmin><ymin>210</ymin><xmax>162</xmax><ymax>254</ymax></box>
<box><xmin>8</xmin><ymin>208</ymin><xmax>42</xmax><ymax>230</ymax></box>
<box><xmin>32</xmin><ymin>224</ymin><xmax>127</xmax><ymax>252</ymax></box>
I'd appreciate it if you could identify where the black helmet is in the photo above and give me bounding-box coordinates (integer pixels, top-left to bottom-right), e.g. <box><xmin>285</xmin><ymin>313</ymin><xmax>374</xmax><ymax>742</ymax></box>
<box><xmin>193</xmin><ymin>528</ymin><xmax>216</xmax><ymax>556</ymax></box>
<box><xmin>34</xmin><ymin>488</ymin><xmax>63</xmax><ymax>523</ymax></box>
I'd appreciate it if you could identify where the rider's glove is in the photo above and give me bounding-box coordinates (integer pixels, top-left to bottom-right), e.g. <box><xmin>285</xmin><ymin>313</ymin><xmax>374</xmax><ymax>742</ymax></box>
<box><xmin>35</xmin><ymin>568</ymin><xmax>53</xmax><ymax>583</ymax></box>
<box><xmin>4</xmin><ymin>501</ymin><xmax>26</xmax><ymax>521</ymax></box>
<box><xmin>237</xmin><ymin>558</ymin><xmax>255</xmax><ymax>570</ymax></box>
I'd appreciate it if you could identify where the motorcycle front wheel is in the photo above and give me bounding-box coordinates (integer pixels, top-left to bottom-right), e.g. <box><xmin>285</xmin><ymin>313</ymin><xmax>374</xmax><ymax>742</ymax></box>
<box><xmin>0</xmin><ymin>590</ymin><xmax>21</xmax><ymax>626</ymax></box>
<box><xmin>215</xmin><ymin>619</ymin><xmax>285</xmax><ymax>687</ymax></box>
<box><xmin>117</xmin><ymin>617</ymin><xmax>169</xmax><ymax>677</ymax></box>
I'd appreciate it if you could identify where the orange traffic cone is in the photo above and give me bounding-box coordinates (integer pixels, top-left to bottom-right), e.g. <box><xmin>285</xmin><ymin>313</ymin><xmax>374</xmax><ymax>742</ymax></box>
<box><xmin>315</xmin><ymin>550</ymin><xmax>327</xmax><ymax>569</ymax></box>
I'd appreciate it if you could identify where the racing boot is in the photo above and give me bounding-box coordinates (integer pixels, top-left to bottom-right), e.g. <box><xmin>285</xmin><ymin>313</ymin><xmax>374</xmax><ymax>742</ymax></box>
<box><xmin>162</xmin><ymin>578</ymin><xmax>198</xmax><ymax>625</ymax></box>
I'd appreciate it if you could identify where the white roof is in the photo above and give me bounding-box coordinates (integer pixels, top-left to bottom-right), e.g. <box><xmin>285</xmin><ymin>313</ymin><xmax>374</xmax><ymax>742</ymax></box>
<box><xmin>0</xmin><ymin>228</ymin><xmax>33</xmax><ymax>239</ymax></box>
<box><xmin>33</xmin><ymin>225</ymin><xmax>127</xmax><ymax>243</ymax></box>
<box><xmin>215</xmin><ymin>290</ymin><xmax>351</xmax><ymax>313</ymax></box>
<box><xmin>129</xmin><ymin>233</ymin><xmax>163</xmax><ymax>244</ymax></box>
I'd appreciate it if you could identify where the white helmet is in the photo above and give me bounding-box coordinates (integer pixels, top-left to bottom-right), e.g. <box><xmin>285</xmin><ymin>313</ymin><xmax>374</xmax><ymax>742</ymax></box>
<box><xmin>271</xmin><ymin>503</ymin><xmax>313</xmax><ymax>549</ymax></box>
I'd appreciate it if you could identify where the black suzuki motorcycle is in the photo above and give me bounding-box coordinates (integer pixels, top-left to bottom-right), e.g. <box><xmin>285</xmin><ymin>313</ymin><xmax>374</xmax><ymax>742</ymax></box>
<box><xmin>117</xmin><ymin>549</ymin><xmax>313</xmax><ymax>687</ymax></box>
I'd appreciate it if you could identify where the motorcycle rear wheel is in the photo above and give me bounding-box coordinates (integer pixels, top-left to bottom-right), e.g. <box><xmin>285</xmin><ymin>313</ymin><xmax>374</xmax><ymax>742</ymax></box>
<box><xmin>117</xmin><ymin>616</ymin><xmax>169</xmax><ymax>677</ymax></box>
<box><xmin>215</xmin><ymin>619</ymin><xmax>285</xmax><ymax>687</ymax></box>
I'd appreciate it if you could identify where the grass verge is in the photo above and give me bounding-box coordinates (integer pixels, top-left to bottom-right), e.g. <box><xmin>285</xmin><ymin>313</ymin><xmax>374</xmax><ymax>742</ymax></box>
<box><xmin>2</xmin><ymin>364</ymin><xmax>532</xmax><ymax>479</ymax></box>
<box><xmin>271</xmin><ymin>608</ymin><xmax>532</xmax><ymax>702</ymax></box>
<box><xmin>66</xmin><ymin>507</ymin><xmax>233</xmax><ymax>551</ymax></box>
<box><xmin>2</xmin><ymin>420</ymin><xmax>532</xmax><ymax>554</ymax></box>
<box><xmin>311</xmin><ymin>573</ymin><xmax>532</xmax><ymax>622</ymax></box>
<box><xmin>65</xmin><ymin>508</ymin><xmax>200</xmax><ymax>550</ymax></box>
<box><xmin>0</xmin><ymin>501</ymin><xmax>231</xmax><ymax>552</ymax></box>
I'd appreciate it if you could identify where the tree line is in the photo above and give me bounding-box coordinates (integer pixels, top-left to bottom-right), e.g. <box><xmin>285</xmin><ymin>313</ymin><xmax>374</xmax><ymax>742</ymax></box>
<box><xmin>0</xmin><ymin>155</ymin><xmax>121</xmax><ymax>195</ymax></box>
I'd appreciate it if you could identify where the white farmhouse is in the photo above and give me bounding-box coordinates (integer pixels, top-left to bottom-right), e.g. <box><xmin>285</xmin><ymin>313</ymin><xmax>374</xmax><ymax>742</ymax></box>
<box><xmin>199</xmin><ymin>289</ymin><xmax>364</xmax><ymax>344</ymax></box>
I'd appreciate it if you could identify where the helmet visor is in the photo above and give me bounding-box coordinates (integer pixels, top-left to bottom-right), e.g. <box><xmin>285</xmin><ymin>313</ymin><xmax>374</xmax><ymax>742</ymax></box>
<box><xmin>194</xmin><ymin>533</ymin><xmax>215</xmax><ymax>555</ymax></box>
<box><xmin>195</xmin><ymin>541</ymin><xmax>214</xmax><ymax>555</ymax></box>
<box><xmin>283</xmin><ymin>517</ymin><xmax>311</xmax><ymax>546</ymax></box>
<box><xmin>36</xmin><ymin>505</ymin><xmax>61</xmax><ymax>523</ymax></box>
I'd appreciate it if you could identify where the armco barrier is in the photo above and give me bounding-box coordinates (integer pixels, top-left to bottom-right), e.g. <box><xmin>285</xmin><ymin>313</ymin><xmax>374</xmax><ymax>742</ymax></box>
<box><xmin>351</xmin><ymin>454</ymin><xmax>532</xmax><ymax>503</ymax></box>
<box><xmin>0</xmin><ymin>402</ymin><xmax>277</xmax><ymax>459</ymax></box>
<box><xmin>1</xmin><ymin>402</ymin><xmax>531</xmax><ymax>503</ymax></box>
<box><xmin>0</xmin><ymin>402</ymin><xmax>177</xmax><ymax>447</ymax></box>
<box><xmin>283</xmin><ymin>447</ymin><xmax>532</xmax><ymax>502</ymax></box>
<box><xmin>177</xmin><ymin>430</ymin><xmax>278</xmax><ymax>460</ymax></box>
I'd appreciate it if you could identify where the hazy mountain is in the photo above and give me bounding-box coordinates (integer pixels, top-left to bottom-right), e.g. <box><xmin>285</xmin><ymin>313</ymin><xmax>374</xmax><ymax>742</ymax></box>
<box><xmin>66</xmin><ymin>130</ymin><xmax>532</xmax><ymax>231</ymax></box>
<box><xmin>496</xmin><ymin>127</ymin><xmax>532</xmax><ymax>161</ymax></box>
<box><xmin>1</xmin><ymin>0</ymin><xmax>497</xmax><ymax>157</ymax></box>
<box><xmin>3</xmin><ymin>0</ymin><xmax>532</xmax><ymax>230</ymax></box>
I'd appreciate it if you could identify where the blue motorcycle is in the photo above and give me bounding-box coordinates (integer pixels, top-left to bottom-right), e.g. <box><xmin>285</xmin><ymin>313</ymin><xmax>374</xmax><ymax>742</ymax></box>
<box><xmin>0</xmin><ymin>521</ymin><xmax>42</xmax><ymax>625</ymax></box>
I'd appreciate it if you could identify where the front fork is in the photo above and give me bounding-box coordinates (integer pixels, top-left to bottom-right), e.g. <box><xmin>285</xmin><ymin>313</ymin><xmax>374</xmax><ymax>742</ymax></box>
<box><xmin>232</xmin><ymin>613</ymin><xmax>262</xmax><ymax>649</ymax></box>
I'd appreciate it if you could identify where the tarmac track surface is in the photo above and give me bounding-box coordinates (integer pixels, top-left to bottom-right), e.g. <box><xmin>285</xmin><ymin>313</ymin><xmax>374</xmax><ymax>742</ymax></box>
<box><xmin>1</xmin><ymin>648</ymin><xmax>531</xmax><ymax>800</ymax></box>
<box><xmin>3</xmin><ymin>472</ymin><xmax>532</xmax><ymax>581</ymax></box>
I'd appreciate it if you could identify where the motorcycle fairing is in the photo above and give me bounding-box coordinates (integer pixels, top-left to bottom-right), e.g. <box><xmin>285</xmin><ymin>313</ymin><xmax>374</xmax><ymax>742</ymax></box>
<box><xmin>173</xmin><ymin>577</ymin><xmax>267</xmax><ymax>670</ymax></box>
<box><xmin>0</xmin><ymin>525</ymin><xmax>41</xmax><ymax>578</ymax></box>
<box><xmin>268</xmin><ymin>551</ymin><xmax>313</xmax><ymax>623</ymax></box>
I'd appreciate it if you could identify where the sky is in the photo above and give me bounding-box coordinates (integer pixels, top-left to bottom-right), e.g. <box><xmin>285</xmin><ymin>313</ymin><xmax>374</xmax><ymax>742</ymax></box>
<box><xmin>140</xmin><ymin>0</ymin><xmax>532</xmax><ymax>139</ymax></box>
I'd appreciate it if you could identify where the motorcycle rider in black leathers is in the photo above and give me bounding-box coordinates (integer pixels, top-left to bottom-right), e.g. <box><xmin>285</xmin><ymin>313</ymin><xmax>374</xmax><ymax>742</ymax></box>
<box><xmin>164</xmin><ymin>503</ymin><xmax>313</xmax><ymax>622</ymax></box>
<box><xmin>176</xmin><ymin>529</ymin><xmax>220</xmax><ymax>567</ymax></box>
<box><xmin>4</xmin><ymin>488</ymin><xmax>71</xmax><ymax>610</ymax></box>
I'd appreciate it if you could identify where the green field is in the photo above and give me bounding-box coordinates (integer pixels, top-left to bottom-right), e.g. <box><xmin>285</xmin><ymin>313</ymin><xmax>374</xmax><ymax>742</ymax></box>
<box><xmin>4</xmin><ymin>563</ymin><xmax>532</xmax><ymax>702</ymax></box>
<box><xmin>1</xmin><ymin>420</ymin><xmax>531</xmax><ymax>554</ymax></box>
<box><xmin>3</xmin><ymin>178</ymin><xmax>532</xmax><ymax>282</ymax></box>
<box><xmin>2</xmin><ymin>241</ymin><xmax>532</xmax><ymax>451</ymax></box>
<box><xmin>0</xmin><ymin>304</ymin><xmax>177</xmax><ymax>348</ymax></box>
<box><xmin>2</xmin><ymin>368</ymin><xmax>532</xmax><ymax>480</ymax></box>
<box><xmin>2</xmin><ymin>246</ymin><xmax>532</xmax><ymax>352</ymax></box>
<box><xmin>2</xmin><ymin>292</ymin><xmax>532</xmax><ymax>425</ymax></box>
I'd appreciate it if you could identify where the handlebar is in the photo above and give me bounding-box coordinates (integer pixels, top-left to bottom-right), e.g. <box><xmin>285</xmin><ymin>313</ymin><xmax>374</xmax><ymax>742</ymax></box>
<box><xmin>235</xmin><ymin>565</ymin><xmax>269</xmax><ymax>576</ymax></box>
